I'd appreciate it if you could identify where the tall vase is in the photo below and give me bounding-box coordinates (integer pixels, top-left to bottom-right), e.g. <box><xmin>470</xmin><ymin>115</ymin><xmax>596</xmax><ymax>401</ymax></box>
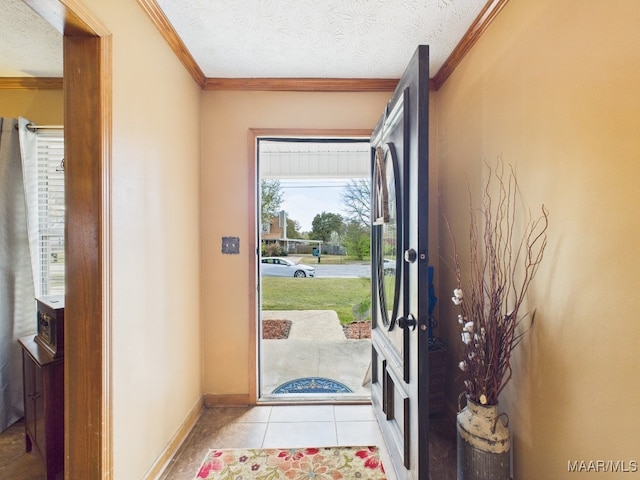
<box><xmin>457</xmin><ymin>394</ymin><xmax>510</xmax><ymax>480</ymax></box>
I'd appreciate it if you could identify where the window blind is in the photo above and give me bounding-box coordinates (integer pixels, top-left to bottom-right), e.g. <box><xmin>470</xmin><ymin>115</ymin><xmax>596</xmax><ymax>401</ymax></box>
<box><xmin>37</xmin><ymin>130</ymin><xmax>65</xmax><ymax>296</ymax></box>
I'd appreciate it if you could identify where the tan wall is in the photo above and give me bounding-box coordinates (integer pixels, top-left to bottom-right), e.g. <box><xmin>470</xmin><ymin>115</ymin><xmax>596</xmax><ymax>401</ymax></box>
<box><xmin>435</xmin><ymin>0</ymin><xmax>640</xmax><ymax>478</ymax></box>
<box><xmin>200</xmin><ymin>91</ymin><xmax>389</xmax><ymax>397</ymax></box>
<box><xmin>0</xmin><ymin>89</ymin><xmax>63</xmax><ymax>124</ymax></box>
<box><xmin>80</xmin><ymin>0</ymin><xmax>202</xmax><ymax>477</ymax></box>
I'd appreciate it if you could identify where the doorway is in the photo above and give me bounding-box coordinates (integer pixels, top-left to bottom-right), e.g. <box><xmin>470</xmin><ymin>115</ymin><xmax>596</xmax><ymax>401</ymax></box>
<box><xmin>19</xmin><ymin>2</ymin><xmax>113</xmax><ymax>477</ymax></box>
<box><xmin>255</xmin><ymin>135</ymin><xmax>373</xmax><ymax>402</ymax></box>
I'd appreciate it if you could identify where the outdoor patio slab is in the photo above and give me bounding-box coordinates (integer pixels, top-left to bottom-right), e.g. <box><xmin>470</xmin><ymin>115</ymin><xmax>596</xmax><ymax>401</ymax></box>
<box><xmin>261</xmin><ymin>310</ymin><xmax>371</xmax><ymax>397</ymax></box>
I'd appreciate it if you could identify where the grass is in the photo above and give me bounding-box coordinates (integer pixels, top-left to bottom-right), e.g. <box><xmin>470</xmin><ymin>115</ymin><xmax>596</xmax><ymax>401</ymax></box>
<box><xmin>261</xmin><ymin>277</ymin><xmax>371</xmax><ymax>325</ymax></box>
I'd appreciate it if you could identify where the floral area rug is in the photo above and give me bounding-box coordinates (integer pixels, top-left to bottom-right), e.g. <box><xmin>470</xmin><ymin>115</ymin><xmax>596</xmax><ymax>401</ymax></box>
<box><xmin>195</xmin><ymin>446</ymin><xmax>387</xmax><ymax>479</ymax></box>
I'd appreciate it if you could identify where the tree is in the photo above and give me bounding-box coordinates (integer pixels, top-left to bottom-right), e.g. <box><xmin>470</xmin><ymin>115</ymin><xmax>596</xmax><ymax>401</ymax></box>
<box><xmin>260</xmin><ymin>179</ymin><xmax>283</xmax><ymax>225</ymax></box>
<box><xmin>341</xmin><ymin>179</ymin><xmax>371</xmax><ymax>228</ymax></box>
<box><xmin>310</xmin><ymin>212</ymin><xmax>344</xmax><ymax>243</ymax></box>
<box><xmin>286</xmin><ymin>217</ymin><xmax>302</xmax><ymax>239</ymax></box>
<box><xmin>343</xmin><ymin>220</ymin><xmax>370</xmax><ymax>260</ymax></box>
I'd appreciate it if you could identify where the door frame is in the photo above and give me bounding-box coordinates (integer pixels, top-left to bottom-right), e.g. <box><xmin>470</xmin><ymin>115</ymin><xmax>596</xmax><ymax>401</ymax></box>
<box><xmin>23</xmin><ymin>1</ymin><xmax>113</xmax><ymax>477</ymax></box>
<box><xmin>247</xmin><ymin>128</ymin><xmax>372</xmax><ymax>403</ymax></box>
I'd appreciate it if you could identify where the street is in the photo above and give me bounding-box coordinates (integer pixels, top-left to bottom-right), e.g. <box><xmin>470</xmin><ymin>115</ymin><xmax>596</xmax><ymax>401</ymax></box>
<box><xmin>312</xmin><ymin>263</ymin><xmax>371</xmax><ymax>278</ymax></box>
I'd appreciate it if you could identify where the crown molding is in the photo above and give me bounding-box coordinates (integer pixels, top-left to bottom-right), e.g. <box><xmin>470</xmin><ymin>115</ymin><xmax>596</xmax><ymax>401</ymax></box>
<box><xmin>0</xmin><ymin>77</ymin><xmax>63</xmax><ymax>89</ymax></box>
<box><xmin>136</xmin><ymin>0</ymin><xmax>206</xmax><ymax>88</ymax></box>
<box><xmin>204</xmin><ymin>77</ymin><xmax>401</xmax><ymax>92</ymax></box>
<box><xmin>431</xmin><ymin>0</ymin><xmax>509</xmax><ymax>90</ymax></box>
<box><xmin>3</xmin><ymin>0</ymin><xmax>506</xmax><ymax>92</ymax></box>
<box><xmin>142</xmin><ymin>0</ymin><xmax>508</xmax><ymax>92</ymax></box>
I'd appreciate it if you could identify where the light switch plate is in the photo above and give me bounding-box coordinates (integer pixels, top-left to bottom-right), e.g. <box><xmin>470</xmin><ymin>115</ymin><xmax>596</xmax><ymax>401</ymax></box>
<box><xmin>221</xmin><ymin>236</ymin><xmax>240</xmax><ymax>254</ymax></box>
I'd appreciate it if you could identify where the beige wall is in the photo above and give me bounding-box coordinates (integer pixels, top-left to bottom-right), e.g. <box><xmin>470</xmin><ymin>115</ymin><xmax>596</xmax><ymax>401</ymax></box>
<box><xmin>435</xmin><ymin>0</ymin><xmax>640</xmax><ymax>478</ymax></box>
<box><xmin>200</xmin><ymin>91</ymin><xmax>389</xmax><ymax>397</ymax></box>
<box><xmin>79</xmin><ymin>0</ymin><xmax>202</xmax><ymax>477</ymax></box>
<box><xmin>10</xmin><ymin>0</ymin><xmax>640</xmax><ymax>477</ymax></box>
<box><xmin>0</xmin><ymin>89</ymin><xmax>63</xmax><ymax>124</ymax></box>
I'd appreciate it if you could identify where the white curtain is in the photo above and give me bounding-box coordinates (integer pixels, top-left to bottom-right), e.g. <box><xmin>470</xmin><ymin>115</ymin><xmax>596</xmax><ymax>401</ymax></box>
<box><xmin>0</xmin><ymin>117</ymin><xmax>38</xmax><ymax>432</ymax></box>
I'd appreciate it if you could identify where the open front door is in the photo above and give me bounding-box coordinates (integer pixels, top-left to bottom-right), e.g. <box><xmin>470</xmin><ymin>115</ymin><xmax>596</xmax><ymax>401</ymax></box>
<box><xmin>370</xmin><ymin>45</ymin><xmax>430</xmax><ymax>480</ymax></box>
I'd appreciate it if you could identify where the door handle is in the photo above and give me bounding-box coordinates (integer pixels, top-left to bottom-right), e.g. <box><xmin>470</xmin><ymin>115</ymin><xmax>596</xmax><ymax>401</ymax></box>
<box><xmin>404</xmin><ymin>248</ymin><xmax>417</xmax><ymax>263</ymax></box>
<box><xmin>397</xmin><ymin>314</ymin><xmax>417</xmax><ymax>331</ymax></box>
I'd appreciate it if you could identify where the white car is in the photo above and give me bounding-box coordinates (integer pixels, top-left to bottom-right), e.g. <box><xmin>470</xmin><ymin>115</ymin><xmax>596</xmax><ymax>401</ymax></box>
<box><xmin>261</xmin><ymin>257</ymin><xmax>316</xmax><ymax>278</ymax></box>
<box><xmin>383</xmin><ymin>258</ymin><xmax>397</xmax><ymax>276</ymax></box>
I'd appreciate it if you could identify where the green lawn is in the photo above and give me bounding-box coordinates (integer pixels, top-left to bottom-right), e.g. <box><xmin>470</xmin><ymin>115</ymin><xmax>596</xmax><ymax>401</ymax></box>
<box><xmin>261</xmin><ymin>277</ymin><xmax>371</xmax><ymax>325</ymax></box>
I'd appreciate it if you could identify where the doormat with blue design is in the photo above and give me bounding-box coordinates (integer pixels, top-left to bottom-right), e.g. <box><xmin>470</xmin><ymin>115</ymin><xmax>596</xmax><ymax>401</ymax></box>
<box><xmin>272</xmin><ymin>377</ymin><xmax>353</xmax><ymax>394</ymax></box>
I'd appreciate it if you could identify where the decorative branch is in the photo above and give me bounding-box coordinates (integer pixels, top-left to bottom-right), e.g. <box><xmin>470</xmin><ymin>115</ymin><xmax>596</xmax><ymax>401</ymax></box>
<box><xmin>449</xmin><ymin>159</ymin><xmax>549</xmax><ymax>405</ymax></box>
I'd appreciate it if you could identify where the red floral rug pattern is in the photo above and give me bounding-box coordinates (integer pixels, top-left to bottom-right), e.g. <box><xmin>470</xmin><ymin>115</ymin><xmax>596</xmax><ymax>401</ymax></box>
<box><xmin>195</xmin><ymin>446</ymin><xmax>386</xmax><ymax>479</ymax></box>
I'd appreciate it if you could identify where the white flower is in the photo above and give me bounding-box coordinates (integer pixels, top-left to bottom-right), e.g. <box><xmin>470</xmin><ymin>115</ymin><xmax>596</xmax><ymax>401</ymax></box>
<box><xmin>461</xmin><ymin>332</ymin><xmax>472</xmax><ymax>345</ymax></box>
<box><xmin>458</xmin><ymin>361</ymin><xmax>467</xmax><ymax>372</ymax></box>
<box><xmin>463</xmin><ymin>321</ymin><xmax>474</xmax><ymax>333</ymax></box>
<box><xmin>451</xmin><ymin>288</ymin><xmax>464</xmax><ymax>305</ymax></box>
<box><xmin>457</xmin><ymin>315</ymin><xmax>464</xmax><ymax>325</ymax></box>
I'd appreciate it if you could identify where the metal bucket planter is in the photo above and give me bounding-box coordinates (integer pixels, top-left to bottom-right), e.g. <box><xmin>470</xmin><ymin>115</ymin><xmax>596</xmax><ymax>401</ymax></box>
<box><xmin>457</xmin><ymin>394</ymin><xmax>510</xmax><ymax>480</ymax></box>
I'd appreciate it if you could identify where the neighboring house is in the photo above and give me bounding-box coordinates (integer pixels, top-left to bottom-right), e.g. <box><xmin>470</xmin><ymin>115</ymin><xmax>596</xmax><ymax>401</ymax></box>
<box><xmin>261</xmin><ymin>213</ymin><xmax>286</xmax><ymax>242</ymax></box>
<box><xmin>1</xmin><ymin>1</ymin><xmax>639</xmax><ymax>479</ymax></box>
<box><xmin>262</xmin><ymin>213</ymin><xmax>324</xmax><ymax>255</ymax></box>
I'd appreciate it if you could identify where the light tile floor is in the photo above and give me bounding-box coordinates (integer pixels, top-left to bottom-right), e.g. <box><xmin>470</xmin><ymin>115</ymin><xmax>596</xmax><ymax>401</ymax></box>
<box><xmin>159</xmin><ymin>404</ymin><xmax>398</xmax><ymax>480</ymax></box>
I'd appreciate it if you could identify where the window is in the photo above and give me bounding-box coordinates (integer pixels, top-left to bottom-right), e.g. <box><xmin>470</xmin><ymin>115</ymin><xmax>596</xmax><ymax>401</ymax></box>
<box><xmin>36</xmin><ymin>130</ymin><xmax>65</xmax><ymax>296</ymax></box>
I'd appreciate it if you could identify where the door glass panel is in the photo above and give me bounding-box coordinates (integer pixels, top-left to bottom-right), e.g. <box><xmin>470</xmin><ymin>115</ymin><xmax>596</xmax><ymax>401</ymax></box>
<box><xmin>373</xmin><ymin>144</ymin><xmax>401</xmax><ymax>330</ymax></box>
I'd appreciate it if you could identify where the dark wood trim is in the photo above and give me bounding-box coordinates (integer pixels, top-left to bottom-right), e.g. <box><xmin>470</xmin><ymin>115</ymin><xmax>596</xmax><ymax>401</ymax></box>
<box><xmin>63</xmin><ymin>32</ymin><xmax>112</xmax><ymax>480</ymax></box>
<box><xmin>206</xmin><ymin>77</ymin><xmax>399</xmax><ymax>92</ymax></box>
<box><xmin>0</xmin><ymin>77</ymin><xmax>63</xmax><ymax>89</ymax></box>
<box><xmin>431</xmin><ymin>0</ymin><xmax>510</xmax><ymax>90</ymax></box>
<box><xmin>23</xmin><ymin>1</ymin><xmax>113</xmax><ymax>478</ymax></box>
<box><xmin>136</xmin><ymin>0</ymin><xmax>206</xmax><ymax>88</ymax></box>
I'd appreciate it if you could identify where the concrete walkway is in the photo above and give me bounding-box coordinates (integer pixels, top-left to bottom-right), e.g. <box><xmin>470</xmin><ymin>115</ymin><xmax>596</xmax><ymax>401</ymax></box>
<box><xmin>261</xmin><ymin>310</ymin><xmax>371</xmax><ymax>398</ymax></box>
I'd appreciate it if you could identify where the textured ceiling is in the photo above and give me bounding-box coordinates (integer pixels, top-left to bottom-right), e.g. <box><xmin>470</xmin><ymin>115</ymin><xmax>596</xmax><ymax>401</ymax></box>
<box><xmin>156</xmin><ymin>0</ymin><xmax>487</xmax><ymax>78</ymax></box>
<box><xmin>0</xmin><ymin>0</ymin><xmax>62</xmax><ymax>77</ymax></box>
<box><xmin>0</xmin><ymin>0</ymin><xmax>487</xmax><ymax>79</ymax></box>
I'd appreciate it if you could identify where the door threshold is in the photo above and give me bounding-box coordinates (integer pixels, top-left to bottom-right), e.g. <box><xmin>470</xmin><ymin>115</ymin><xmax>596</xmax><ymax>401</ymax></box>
<box><xmin>257</xmin><ymin>393</ymin><xmax>371</xmax><ymax>405</ymax></box>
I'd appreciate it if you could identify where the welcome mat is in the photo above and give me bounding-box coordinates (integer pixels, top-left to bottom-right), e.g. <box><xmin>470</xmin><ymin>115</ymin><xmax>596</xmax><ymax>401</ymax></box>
<box><xmin>272</xmin><ymin>377</ymin><xmax>353</xmax><ymax>394</ymax></box>
<box><xmin>195</xmin><ymin>446</ymin><xmax>386</xmax><ymax>479</ymax></box>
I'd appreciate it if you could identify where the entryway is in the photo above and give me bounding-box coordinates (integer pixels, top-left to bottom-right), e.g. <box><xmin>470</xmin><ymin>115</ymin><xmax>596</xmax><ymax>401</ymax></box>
<box><xmin>256</xmin><ymin>136</ymin><xmax>373</xmax><ymax>402</ymax></box>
